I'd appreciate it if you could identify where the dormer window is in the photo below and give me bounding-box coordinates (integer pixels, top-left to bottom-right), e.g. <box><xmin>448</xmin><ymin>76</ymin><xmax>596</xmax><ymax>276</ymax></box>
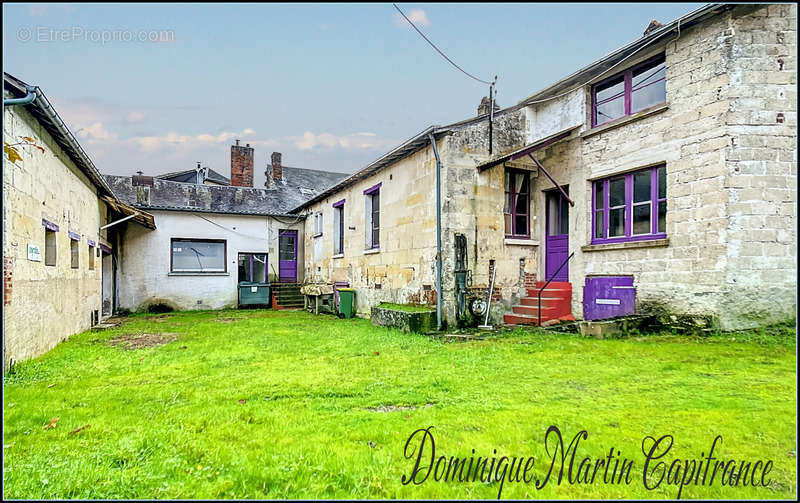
<box><xmin>592</xmin><ymin>54</ymin><xmax>666</xmax><ymax>127</ymax></box>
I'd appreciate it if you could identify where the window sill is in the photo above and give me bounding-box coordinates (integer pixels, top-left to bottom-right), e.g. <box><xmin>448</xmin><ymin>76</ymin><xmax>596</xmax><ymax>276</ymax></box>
<box><xmin>168</xmin><ymin>272</ymin><xmax>230</xmax><ymax>276</ymax></box>
<box><xmin>581</xmin><ymin>237</ymin><xmax>669</xmax><ymax>252</ymax></box>
<box><xmin>332</xmin><ymin>253</ymin><xmax>344</xmax><ymax>259</ymax></box>
<box><xmin>582</xmin><ymin>104</ymin><xmax>669</xmax><ymax>139</ymax></box>
<box><xmin>504</xmin><ymin>238</ymin><xmax>540</xmax><ymax>246</ymax></box>
<box><xmin>363</xmin><ymin>247</ymin><xmax>381</xmax><ymax>255</ymax></box>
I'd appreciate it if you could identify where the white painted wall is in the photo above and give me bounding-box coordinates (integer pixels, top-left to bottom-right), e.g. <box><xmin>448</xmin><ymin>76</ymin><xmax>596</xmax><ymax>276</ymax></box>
<box><xmin>116</xmin><ymin>210</ymin><xmax>304</xmax><ymax>311</ymax></box>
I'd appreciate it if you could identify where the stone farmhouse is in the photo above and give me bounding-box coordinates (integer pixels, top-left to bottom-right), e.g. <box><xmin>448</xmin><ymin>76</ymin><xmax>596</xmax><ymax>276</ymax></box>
<box><xmin>292</xmin><ymin>3</ymin><xmax>796</xmax><ymax>330</ymax></box>
<box><xmin>3</xmin><ymin>72</ymin><xmax>156</xmax><ymax>369</ymax></box>
<box><xmin>2</xmin><ymin>3</ymin><xmax>796</xmax><ymax>369</ymax></box>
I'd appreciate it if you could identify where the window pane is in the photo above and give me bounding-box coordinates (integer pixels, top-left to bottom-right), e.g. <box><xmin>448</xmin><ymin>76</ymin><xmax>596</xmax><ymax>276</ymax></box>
<box><xmin>253</xmin><ymin>254</ymin><xmax>267</xmax><ymax>282</ymax></box>
<box><xmin>45</xmin><ymin>230</ymin><xmax>57</xmax><ymax>266</ymax></box>
<box><xmin>595</xmin><ymin>77</ymin><xmax>625</xmax><ymax>124</ymax></box>
<box><xmin>548</xmin><ymin>196</ymin><xmax>558</xmax><ymax>236</ymax></box>
<box><xmin>372</xmin><ymin>228</ymin><xmax>380</xmax><ymax>247</ymax></box>
<box><xmin>514</xmin><ymin>215</ymin><xmax>527</xmax><ymax>236</ymax></box>
<box><xmin>658</xmin><ymin>201</ymin><xmax>667</xmax><ymax>233</ymax></box>
<box><xmin>594</xmin><ymin>211</ymin><xmax>605</xmax><ymax>239</ymax></box>
<box><xmin>279</xmin><ymin>237</ymin><xmax>295</xmax><ymax>260</ymax></box>
<box><xmin>609</xmin><ymin>208</ymin><xmax>625</xmax><ymax>237</ymax></box>
<box><xmin>173</xmin><ymin>240</ymin><xmax>225</xmax><ymax>272</ymax></box>
<box><xmin>631</xmin><ymin>61</ymin><xmax>666</xmax><ymax>112</ymax></box>
<box><xmin>71</xmin><ymin>240</ymin><xmax>79</xmax><ymax>268</ymax></box>
<box><xmin>504</xmin><ymin>171</ymin><xmax>510</xmax><ymax>191</ymax></box>
<box><xmin>633</xmin><ymin>204</ymin><xmax>651</xmax><ymax>235</ymax></box>
<box><xmin>560</xmin><ymin>196</ymin><xmax>569</xmax><ymax>235</ymax></box>
<box><xmin>515</xmin><ymin>173</ymin><xmax>528</xmax><ymax>194</ymax></box>
<box><xmin>595</xmin><ymin>77</ymin><xmax>625</xmax><ymax>103</ymax></box>
<box><xmin>595</xmin><ymin>96</ymin><xmax>625</xmax><ymax>124</ymax></box>
<box><xmin>514</xmin><ymin>193</ymin><xmax>528</xmax><ymax>215</ymax></box>
<box><xmin>238</xmin><ymin>254</ymin><xmax>250</xmax><ymax>282</ymax></box>
<box><xmin>504</xmin><ymin>192</ymin><xmax>511</xmax><ymax>214</ymax></box>
<box><xmin>88</xmin><ymin>245</ymin><xmax>95</xmax><ymax>270</ymax></box>
<box><xmin>609</xmin><ymin>177</ymin><xmax>626</xmax><ymax>207</ymax></box>
<box><xmin>594</xmin><ymin>181</ymin><xmax>604</xmax><ymax>210</ymax></box>
<box><xmin>633</xmin><ymin>171</ymin><xmax>651</xmax><ymax>203</ymax></box>
<box><xmin>658</xmin><ymin>166</ymin><xmax>666</xmax><ymax>199</ymax></box>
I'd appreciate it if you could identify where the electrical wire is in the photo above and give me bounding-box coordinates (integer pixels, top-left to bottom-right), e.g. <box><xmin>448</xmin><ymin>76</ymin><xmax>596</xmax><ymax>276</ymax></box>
<box><xmin>393</xmin><ymin>3</ymin><xmax>492</xmax><ymax>86</ymax></box>
<box><xmin>522</xmin><ymin>19</ymin><xmax>682</xmax><ymax>106</ymax></box>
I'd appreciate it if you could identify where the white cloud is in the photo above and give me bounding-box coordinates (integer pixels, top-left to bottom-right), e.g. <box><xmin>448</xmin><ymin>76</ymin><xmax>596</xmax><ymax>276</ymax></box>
<box><xmin>125</xmin><ymin>111</ymin><xmax>146</xmax><ymax>123</ymax></box>
<box><xmin>292</xmin><ymin>131</ymin><xmax>397</xmax><ymax>152</ymax></box>
<box><xmin>394</xmin><ymin>9</ymin><xmax>430</xmax><ymax>27</ymax></box>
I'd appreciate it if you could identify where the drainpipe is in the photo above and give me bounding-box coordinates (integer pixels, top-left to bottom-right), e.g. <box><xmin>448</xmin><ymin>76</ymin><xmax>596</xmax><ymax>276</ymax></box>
<box><xmin>3</xmin><ymin>84</ymin><xmax>38</xmax><ymax>373</ymax></box>
<box><xmin>429</xmin><ymin>132</ymin><xmax>443</xmax><ymax>330</ymax></box>
<box><xmin>4</xmin><ymin>85</ymin><xmax>38</xmax><ymax>107</ymax></box>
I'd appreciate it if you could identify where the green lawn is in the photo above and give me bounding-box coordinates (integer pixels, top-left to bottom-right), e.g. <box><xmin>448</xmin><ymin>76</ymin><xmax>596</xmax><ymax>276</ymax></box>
<box><xmin>3</xmin><ymin>310</ymin><xmax>796</xmax><ymax>499</ymax></box>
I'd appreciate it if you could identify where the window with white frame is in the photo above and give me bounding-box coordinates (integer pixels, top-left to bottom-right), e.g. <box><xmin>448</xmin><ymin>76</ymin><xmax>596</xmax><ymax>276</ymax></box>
<box><xmin>171</xmin><ymin>239</ymin><xmax>226</xmax><ymax>273</ymax></box>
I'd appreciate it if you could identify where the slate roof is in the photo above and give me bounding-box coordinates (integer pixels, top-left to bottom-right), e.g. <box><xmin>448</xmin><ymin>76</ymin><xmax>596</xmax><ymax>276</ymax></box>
<box><xmin>157</xmin><ymin>167</ymin><xmax>231</xmax><ymax>185</ymax></box>
<box><xmin>104</xmin><ymin>167</ymin><xmax>348</xmax><ymax>217</ymax></box>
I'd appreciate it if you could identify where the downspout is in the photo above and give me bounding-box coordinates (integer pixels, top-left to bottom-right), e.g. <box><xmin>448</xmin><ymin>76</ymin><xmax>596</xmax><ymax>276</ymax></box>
<box><xmin>3</xmin><ymin>84</ymin><xmax>38</xmax><ymax>373</ymax></box>
<box><xmin>429</xmin><ymin>133</ymin><xmax>443</xmax><ymax>330</ymax></box>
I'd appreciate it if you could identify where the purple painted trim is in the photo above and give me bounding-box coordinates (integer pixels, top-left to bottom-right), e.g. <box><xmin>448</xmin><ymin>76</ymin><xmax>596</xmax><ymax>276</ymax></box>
<box><xmin>99</xmin><ymin>243</ymin><xmax>112</xmax><ymax>254</ymax></box>
<box><xmin>42</xmin><ymin>218</ymin><xmax>59</xmax><ymax>232</ymax></box>
<box><xmin>508</xmin><ymin>131</ymin><xmax>572</xmax><ymax>162</ymax></box>
<box><xmin>68</xmin><ymin>231</ymin><xmax>81</xmax><ymax>241</ymax></box>
<box><xmin>591</xmin><ymin>53</ymin><xmax>666</xmax><ymax>128</ymax></box>
<box><xmin>363</xmin><ymin>182</ymin><xmax>381</xmax><ymax>195</ymax></box>
<box><xmin>504</xmin><ymin>168</ymin><xmax>530</xmax><ymax>239</ymax></box>
<box><xmin>332</xmin><ymin>199</ymin><xmax>345</xmax><ymax>208</ymax></box>
<box><xmin>591</xmin><ymin>165</ymin><xmax>667</xmax><ymax>245</ymax></box>
<box><xmin>87</xmin><ymin>239</ymin><xmax>96</xmax><ymax>247</ymax></box>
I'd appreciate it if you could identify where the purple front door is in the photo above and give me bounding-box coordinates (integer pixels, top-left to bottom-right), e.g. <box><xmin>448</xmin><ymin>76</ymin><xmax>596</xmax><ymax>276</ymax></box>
<box><xmin>278</xmin><ymin>230</ymin><xmax>298</xmax><ymax>283</ymax></box>
<box><xmin>545</xmin><ymin>188</ymin><xmax>569</xmax><ymax>282</ymax></box>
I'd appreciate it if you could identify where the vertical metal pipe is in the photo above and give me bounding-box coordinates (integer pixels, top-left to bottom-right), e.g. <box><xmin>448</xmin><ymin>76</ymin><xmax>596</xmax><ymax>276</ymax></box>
<box><xmin>429</xmin><ymin>133</ymin><xmax>443</xmax><ymax>330</ymax></box>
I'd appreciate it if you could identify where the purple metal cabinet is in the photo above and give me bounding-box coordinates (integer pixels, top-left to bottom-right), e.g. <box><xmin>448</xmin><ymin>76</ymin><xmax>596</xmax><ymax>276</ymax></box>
<box><xmin>583</xmin><ymin>276</ymin><xmax>636</xmax><ymax>320</ymax></box>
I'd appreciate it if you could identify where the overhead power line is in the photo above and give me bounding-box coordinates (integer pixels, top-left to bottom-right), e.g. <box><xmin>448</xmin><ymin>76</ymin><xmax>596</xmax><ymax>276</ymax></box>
<box><xmin>393</xmin><ymin>3</ymin><xmax>492</xmax><ymax>86</ymax></box>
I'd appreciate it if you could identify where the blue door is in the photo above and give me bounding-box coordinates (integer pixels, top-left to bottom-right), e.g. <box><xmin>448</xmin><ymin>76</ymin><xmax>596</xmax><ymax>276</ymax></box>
<box><xmin>545</xmin><ymin>187</ymin><xmax>569</xmax><ymax>282</ymax></box>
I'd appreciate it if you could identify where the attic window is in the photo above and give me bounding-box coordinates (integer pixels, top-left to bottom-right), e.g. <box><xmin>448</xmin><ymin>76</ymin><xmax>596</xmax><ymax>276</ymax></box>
<box><xmin>299</xmin><ymin>188</ymin><xmax>315</xmax><ymax>196</ymax></box>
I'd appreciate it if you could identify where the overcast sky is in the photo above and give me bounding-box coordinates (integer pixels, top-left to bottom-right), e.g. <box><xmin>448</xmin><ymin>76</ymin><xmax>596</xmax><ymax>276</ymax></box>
<box><xmin>3</xmin><ymin>3</ymin><xmax>703</xmax><ymax>188</ymax></box>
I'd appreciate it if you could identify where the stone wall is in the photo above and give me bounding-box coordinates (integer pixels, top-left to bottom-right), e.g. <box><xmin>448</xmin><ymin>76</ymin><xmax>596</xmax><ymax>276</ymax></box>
<box><xmin>3</xmin><ymin>105</ymin><xmax>112</xmax><ymax>369</ymax></box>
<box><xmin>722</xmin><ymin>3</ymin><xmax>797</xmax><ymax>326</ymax></box>
<box><xmin>301</xmin><ymin>146</ymin><xmax>440</xmax><ymax>318</ymax></box>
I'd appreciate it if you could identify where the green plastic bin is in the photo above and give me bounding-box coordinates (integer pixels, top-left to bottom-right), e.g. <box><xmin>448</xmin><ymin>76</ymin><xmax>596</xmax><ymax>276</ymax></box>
<box><xmin>338</xmin><ymin>288</ymin><xmax>355</xmax><ymax>319</ymax></box>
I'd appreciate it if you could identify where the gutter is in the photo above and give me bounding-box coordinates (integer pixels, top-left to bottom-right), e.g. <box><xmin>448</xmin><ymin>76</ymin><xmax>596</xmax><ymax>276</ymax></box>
<box><xmin>429</xmin><ymin>133</ymin><xmax>443</xmax><ymax>331</ymax></box>
<box><xmin>3</xmin><ymin>85</ymin><xmax>37</xmax><ymax>106</ymax></box>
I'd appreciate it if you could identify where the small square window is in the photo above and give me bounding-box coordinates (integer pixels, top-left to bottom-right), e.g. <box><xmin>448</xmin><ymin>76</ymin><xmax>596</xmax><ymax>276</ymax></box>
<box><xmin>71</xmin><ymin>239</ymin><xmax>79</xmax><ymax>268</ymax></box>
<box><xmin>45</xmin><ymin>229</ymin><xmax>57</xmax><ymax>266</ymax></box>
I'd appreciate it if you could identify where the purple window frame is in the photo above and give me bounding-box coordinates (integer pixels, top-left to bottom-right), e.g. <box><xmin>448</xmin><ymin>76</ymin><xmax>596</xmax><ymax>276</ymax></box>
<box><xmin>591</xmin><ymin>53</ymin><xmax>666</xmax><ymax>128</ymax></box>
<box><xmin>591</xmin><ymin>165</ymin><xmax>667</xmax><ymax>244</ymax></box>
<box><xmin>333</xmin><ymin>199</ymin><xmax>345</xmax><ymax>255</ymax></box>
<box><xmin>504</xmin><ymin>169</ymin><xmax>530</xmax><ymax>238</ymax></box>
<box><xmin>364</xmin><ymin>183</ymin><xmax>380</xmax><ymax>249</ymax></box>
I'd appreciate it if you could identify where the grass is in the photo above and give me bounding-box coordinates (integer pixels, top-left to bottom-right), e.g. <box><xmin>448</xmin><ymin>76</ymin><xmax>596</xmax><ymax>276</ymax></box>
<box><xmin>3</xmin><ymin>310</ymin><xmax>796</xmax><ymax>499</ymax></box>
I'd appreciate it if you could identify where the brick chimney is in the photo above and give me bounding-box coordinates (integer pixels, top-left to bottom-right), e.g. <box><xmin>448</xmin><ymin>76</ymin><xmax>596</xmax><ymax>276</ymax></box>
<box><xmin>270</xmin><ymin>152</ymin><xmax>282</xmax><ymax>182</ymax></box>
<box><xmin>477</xmin><ymin>96</ymin><xmax>500</xmax><ymax>116</ymax></box>
<box><xmin>230</xmin><ymin>139</ymin><xmax>254</xmax><ymax>187</ymax></box>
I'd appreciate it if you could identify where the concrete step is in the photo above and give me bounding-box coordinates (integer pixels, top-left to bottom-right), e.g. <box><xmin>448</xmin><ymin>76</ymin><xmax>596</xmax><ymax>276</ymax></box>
<box><xmin>512</xmin><ymin>304</ymin><xmax>556</xmax><ymax>316</ymax></box>
<box><xmin>520</xmin><ymin>296</ymin><xmax>570</xmax><ymax>306</ymax></box>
